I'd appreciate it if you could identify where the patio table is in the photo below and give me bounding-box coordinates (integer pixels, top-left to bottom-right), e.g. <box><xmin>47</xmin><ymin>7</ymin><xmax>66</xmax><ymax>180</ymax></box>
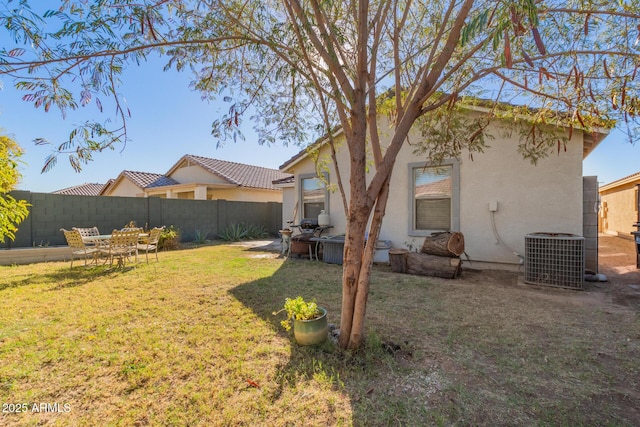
<box><xmin>82</xmin><ymin>232</ymin><xmax>148</xmax><ymax>267</ymax></box>
<box><xmin>82</xmin><ymin>234</ymin><xmax>113</xmax><ymax>245</ymax></box>
<box><xmin>82</xmin><ymin>233</ymin><xmax>148</xmax><ymax>244</ymax></box>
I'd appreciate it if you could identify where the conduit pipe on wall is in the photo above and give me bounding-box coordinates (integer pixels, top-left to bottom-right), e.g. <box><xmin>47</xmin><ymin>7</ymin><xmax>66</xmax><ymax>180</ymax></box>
<box><xmin>490</xmin><ymin>210</ymin><xmax>524</xmax><ymax>264</ymax></box>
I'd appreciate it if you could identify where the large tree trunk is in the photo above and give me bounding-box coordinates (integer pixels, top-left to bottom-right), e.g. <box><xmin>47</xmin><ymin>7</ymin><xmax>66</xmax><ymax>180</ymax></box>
<box><xmin>342</xmin><ymin>177</ymin><xmax>391</xmax><ymax>349</ymax></box>
<box><xmin>337</xmin><ymin>100</ymin><xmax>418</xmax><ymax>350</ymax></box>
<box><xmin>339</xmin><ymin>215</ymin><xmax>368</xmax><ymax>349</ymax></box>
<box><xmin>338</xmin><ymin>103</ymin><xmax>371</xmax><ymax>350</ymax></box>
<box><xmin>338</xmin><ymin>121</ymin><xmax>394</xmax><ymax>349</ymax></box>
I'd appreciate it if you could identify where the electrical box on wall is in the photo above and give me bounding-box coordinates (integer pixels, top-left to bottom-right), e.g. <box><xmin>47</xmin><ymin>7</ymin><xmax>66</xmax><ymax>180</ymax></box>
<box><xmin>489</xmin><ymin>201</ymin><xmax>498</xmax><ymax>212</ymax></box>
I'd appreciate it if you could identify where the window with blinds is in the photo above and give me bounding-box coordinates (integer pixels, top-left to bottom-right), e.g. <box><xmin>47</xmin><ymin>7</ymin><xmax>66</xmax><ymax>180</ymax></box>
<box><xmin>301</xmin><ymin>175</ymin><xmax>327</xmax><ymax>219</ymax></box>
<box><xmin>413</xmin><ymin>165</ymin><xmax>452</xmax><ymax>231</ymax></box>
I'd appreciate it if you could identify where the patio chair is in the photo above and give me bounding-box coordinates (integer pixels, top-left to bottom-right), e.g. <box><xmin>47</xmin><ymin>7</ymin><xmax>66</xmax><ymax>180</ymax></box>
<box><xmin>60</xmin><ymin>228</ymin><xmax>100</xmax><ymax>268</ymax></box>
<box><xmin>73</xmin><ymin>226</ymin><xmax>101</xmax><ymax>246</ymax></box>
<box><xmin>100</xmin><ymin>229</ymin><xmax>140</xmax><ymax>268</ymax></box>
<box><xmin>136</xmin><ymin>226</ymin><xmax>164</xmax><ymax>263</ymax></box>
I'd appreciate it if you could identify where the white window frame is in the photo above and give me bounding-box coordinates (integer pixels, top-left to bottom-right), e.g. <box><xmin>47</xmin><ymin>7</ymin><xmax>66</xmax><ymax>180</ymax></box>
<box><xmin>408</xmin><ymin>159</ymin><xmax>460</xmax><ymax>237</ymax></box>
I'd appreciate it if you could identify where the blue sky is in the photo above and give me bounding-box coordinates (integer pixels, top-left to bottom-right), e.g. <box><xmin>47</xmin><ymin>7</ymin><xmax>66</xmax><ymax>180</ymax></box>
<box><xmin>0</xmin><ymin>57</ymin><xmax>304</xmax><ymax>193</ymax></box>
<box><xmin>1</xmin><ymin>56</ymin><xmax>639</xmax><ymax>193</ymax></box>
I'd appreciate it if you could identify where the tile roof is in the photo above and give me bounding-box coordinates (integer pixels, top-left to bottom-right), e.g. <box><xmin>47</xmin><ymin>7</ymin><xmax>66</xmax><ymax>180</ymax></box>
<box><xmin>180</xmin><ymin>155</ymin><xmax>292</xmax><ymax>190</ymax></box>
<box><xmin>415</xmin><ymin>177</ymin><xmax>451</xmax><ymax>198</ymax></box>
<box><xmin>52</xmin><ymin>183</ymin><xmax>106</xmax><ymax>196</ymax></box>
<box><xmin>122</xmin><ymin>171</ymin><xmax>180</xmax><ymax>189</ymax></box>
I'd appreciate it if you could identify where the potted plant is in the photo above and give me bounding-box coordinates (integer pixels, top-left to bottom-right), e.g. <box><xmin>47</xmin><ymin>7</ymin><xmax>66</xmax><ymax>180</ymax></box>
<box><xmin>274</xmin><ymin>296</ymin><xmax>328</xmax><ymax>345</ymax></box>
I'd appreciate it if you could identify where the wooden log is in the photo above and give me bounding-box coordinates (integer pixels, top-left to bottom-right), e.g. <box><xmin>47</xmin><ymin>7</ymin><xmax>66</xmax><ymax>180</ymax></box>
<box><xmin>421</xmin><ymin>232</ymin><xmax>465</xmax><ymax>257</ymax></box>
<box><xmin>388</xmin><ymin>249</ymin><xmax>408</xmax><ymax>273</ymax></box>
<box><xmin>406</xmin><ymin>252</ymin><xmax>462</xmax><ymax>279</ymax></box>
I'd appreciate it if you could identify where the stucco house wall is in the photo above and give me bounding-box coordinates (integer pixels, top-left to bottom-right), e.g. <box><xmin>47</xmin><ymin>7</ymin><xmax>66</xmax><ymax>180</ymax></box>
<box><xmin>280</xmin><ymin>185</ymin><xmax>297</xmax><ymax>228</ymax></box>
<box><xmin>599</xmin><ymin>173</ymin><xmax>640</xmax><ymax>238</ymax></box>
<box><xmin>170</xmin><ymin>165</ymin><xmax>230</xmax><ymax>185</ymax></box>
<box><xmin>205</xmin><ymin>187</ymin><xmax>284</xmax><ymax>203</ymax></box>
<box><xmin>281</xmin><ymin>117</ymin><xmax>593</xmax><ymax>269</ymax></box>
<box><xmin>106</xmin><ymin>178</ymin><xmax>145</xmax><ymax>197</ymax></box>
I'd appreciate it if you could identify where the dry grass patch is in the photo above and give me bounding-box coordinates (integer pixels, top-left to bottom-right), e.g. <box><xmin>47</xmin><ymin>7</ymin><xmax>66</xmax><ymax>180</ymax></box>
<box><xmin>0</xmin><ymin>244</ymin><xmax>639</xmax><ymax>426</ymax></box>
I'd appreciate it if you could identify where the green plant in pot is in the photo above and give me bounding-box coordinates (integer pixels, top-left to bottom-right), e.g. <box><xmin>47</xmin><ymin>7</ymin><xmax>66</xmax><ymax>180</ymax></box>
<box><xmin>274</xmin><ymin>296</ymin><xmax>328</xmax><ymax>346</ymax></box>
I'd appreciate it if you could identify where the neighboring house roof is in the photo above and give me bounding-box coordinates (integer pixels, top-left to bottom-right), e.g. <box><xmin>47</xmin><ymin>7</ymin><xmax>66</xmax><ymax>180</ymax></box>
<box><xmin>123</xmin><ymin>171</ymin><xmax>180</xmax><ymax>189</ymax></box>
<box><xmin>99</xmin><ymin>171</ymin><xmax>179</xmax><ymax>195</ymax></box>
<box><xmin>415</xmin><ymin>177</ymin><xmax>451</xmax><ymax>198</ymax></box>
<box><xmin>599</xmin><ymin>171</ymin><xmax>640</xmax><ymax>193</ymax></box>
<box><xmin>167</xmin><ymin>154</ymin><xmax>292</xmax><ymax>191</ymax></box>
<box><xmin>67</xmin><ymin>156</ymin><xmax>292</xmax><ymax>197</ymax></box>
<box><xmin>52</xmin><ymin>182</ymin><xmax>106</xmax><ymax>196</ymax></box>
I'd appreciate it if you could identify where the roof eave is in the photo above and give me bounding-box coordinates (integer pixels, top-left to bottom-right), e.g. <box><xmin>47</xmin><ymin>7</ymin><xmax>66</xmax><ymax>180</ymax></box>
<box><xmin>599</xmin><ymin>172</ymin><xmax>640</xmax><ymax>192</ymax></box>
<box><xmin>279</xmin><ymin>128</ymin><xmax>344</xmax><ymax>172</ymax></box>
<box><xmin>582</xmin><ymin>127</ymin><xmax>610</xmax><ymax>159</ymax></box>
<box><xmin>272</xmin><ymin>181</ymin><xmax>295</xmax><ymax>188</ymax></box>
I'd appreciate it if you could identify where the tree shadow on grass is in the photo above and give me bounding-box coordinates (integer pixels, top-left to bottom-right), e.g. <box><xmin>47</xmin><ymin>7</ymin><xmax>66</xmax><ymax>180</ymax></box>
<box><xmin>229</xmin><ymin>259</ymin><xmax>431</xmax><ymax>426</ymax></box>
<box><xmin>0</xmin><ymin>265</ymin><xmax>135</xmax><ymax>292</ymax></box>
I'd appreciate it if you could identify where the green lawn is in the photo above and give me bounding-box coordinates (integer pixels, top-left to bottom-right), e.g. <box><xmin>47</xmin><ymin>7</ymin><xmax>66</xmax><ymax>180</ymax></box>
<box><xmin>1</xmin><ymin>243</ymin><xmax>639</xmax><ymax>426</ymax></box>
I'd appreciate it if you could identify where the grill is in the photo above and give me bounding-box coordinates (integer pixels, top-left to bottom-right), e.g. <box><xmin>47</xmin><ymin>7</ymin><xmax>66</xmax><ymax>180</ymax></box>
<box><xmin>524</xmin><ymin>233</ymin><xmax>585</xmax><ymax>290</ymax></box>
<box><xmin>299</xmin><ymin>218</ymin><xmax>318</xmax><ymax>230</ymax></box>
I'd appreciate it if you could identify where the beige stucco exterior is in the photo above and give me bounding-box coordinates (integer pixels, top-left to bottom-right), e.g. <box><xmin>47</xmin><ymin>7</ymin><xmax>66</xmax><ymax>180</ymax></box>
<box><xmin>142</xmin><ymin>183</ymin><xmax>281</xmax><ymax>202</ymax></box>
<box><xmin>275</xmin><ymin>181</ymin><xmax>297</xmax><ymax>229</ymax></box>
<box><xmin>282</xmin><ymin>117</ymin><xmax>593</xmax><ymax>268</ymax></box>
<box><xmin>105</xmin><ymin>177</ymin><xmax>146</xmax><ymax>197</ymax></box>
<box><xmin>599</xmin><ymin>173</ymin><xmax>640</xmax><ymax>238</ymax></box>
<box><xmin>170</xmin><ymin>164</ymin><xmax>232</xmax><ymax>185</ymax></box>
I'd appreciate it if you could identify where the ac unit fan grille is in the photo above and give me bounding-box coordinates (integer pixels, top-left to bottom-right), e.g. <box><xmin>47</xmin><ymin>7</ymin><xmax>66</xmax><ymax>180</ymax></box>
<box><xmin>524</xmin><ymin>233</ymin><xmax>585</xmax><ymax>290</ymax></box>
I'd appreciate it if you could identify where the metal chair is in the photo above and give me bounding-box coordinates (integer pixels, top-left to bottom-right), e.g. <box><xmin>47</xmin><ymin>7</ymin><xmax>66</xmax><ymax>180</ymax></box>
<box><xmin>100</xmin><ymin>229</ymin><xmax>140</xmax><ymax>268</ymax></box>
<box><xmin>136</xmin><ymin>226</ymin><xmax>164</xmax><ymax>263</ymax></box>
<box><xmin>60</xmin><ymin>228</ymin><xmax>100</xmax><ymax>268</ymax></box>
<box><xmin>72</xmin><ymin>226</ymin><xmax>101</xmax><ymax>247</ymax></box>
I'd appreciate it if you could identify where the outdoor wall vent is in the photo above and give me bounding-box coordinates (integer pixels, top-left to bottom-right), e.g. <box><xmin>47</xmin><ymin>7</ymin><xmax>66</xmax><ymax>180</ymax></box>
<box><xmin>524</xmin><ymin>233</ymin><xmax>585</xmax><ymax>290</ymax></box>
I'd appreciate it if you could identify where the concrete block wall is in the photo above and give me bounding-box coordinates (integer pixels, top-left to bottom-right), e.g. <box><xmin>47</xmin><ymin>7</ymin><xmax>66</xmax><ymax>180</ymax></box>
<box><xmin>583</xmin><ymin>176</ymin><xmax>599</xmax><ymax>273</ymax></box>
<box><xmin>2</xmin><ymin>192</ymin><xmax>282</xmax><ymax>249</ymax></box>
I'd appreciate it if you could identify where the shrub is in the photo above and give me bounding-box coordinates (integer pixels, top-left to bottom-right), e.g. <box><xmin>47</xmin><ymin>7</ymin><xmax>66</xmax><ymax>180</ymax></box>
<box><xmin>217</xmin><ymin>223</ymin><xmax>269</xmax><ymax>241</ymax></box>
<box><xmin>158</xmin><ymin>225</ymin><xmax>180</xmax><ymax>250</ymax></box>
<box><xmin>193</xmin><ymin>229</ymin><xmax>208</xmax><ymax>244</ymax></box>
<box><xmin>244</xmin><ymin>223</ymin><xmax>269</xmax><ymax>240</ymax></box>
<box><xmin>273</xmin><ymin>296</ymin><xmax>322</xmax><ymax>331</ymax></box>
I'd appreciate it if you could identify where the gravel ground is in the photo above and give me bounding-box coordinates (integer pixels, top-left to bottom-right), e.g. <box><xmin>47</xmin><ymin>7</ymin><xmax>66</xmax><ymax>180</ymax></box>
<box><xmin>597</xmin><ymin>234</ymin><xmax>640</xmax><ymax>308</ymax></box>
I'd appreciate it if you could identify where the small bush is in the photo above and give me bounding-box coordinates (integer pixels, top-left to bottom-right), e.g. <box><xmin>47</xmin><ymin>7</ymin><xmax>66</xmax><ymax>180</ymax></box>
<box><xmin>244</xmin><ymin>223</ymin><xmax>269</xmax><ymax>240</ymax></box>
<box><xmin>159</xmin><ymin>225</ymin><xmax>180</xmax><ymax>250</ymax></box>
<box><xmin>218</xmin><ymin>223</ymin><xmax>269</xmax><ymax>241</ymax></box>
<box><xmin>273</xmin><ymin>296</ymin><xmax>321</xmax><ymax>331</ymax></box>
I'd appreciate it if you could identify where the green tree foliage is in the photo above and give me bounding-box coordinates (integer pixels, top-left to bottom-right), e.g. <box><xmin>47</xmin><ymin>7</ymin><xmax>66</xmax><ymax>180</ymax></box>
<box><xmin>1</xmin><ymin>0</ymin><xmax>638</xmax><ymax>348</ymax></box>
<box><xmin>0</xmin><ymin>132</ymin><xmax>29</xmax><ymax>243</ymax></box>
